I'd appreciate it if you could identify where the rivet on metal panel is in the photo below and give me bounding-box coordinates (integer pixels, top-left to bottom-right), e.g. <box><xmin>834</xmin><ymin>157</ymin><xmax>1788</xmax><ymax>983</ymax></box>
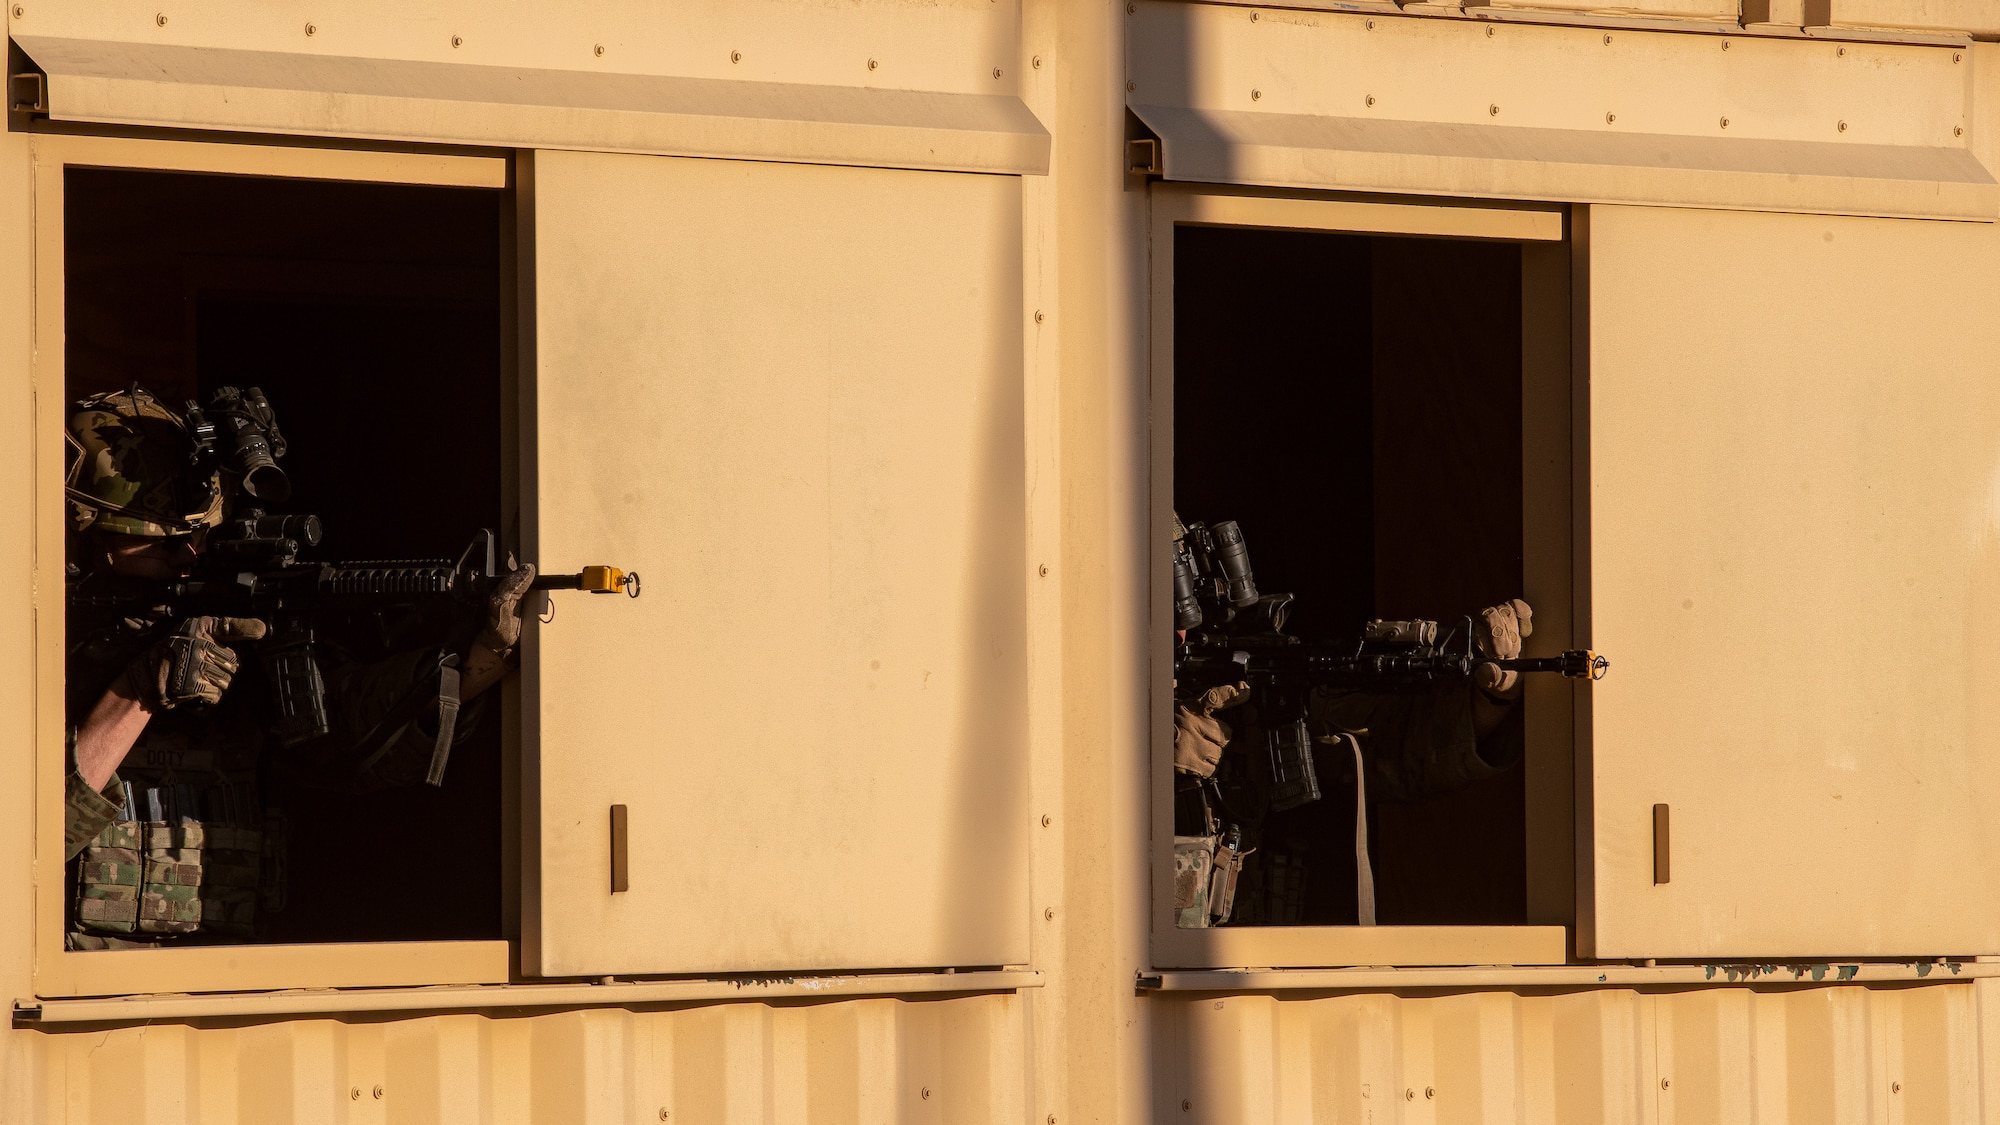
<box><xmin>1041</xmin><ymin>813</ymin><xmax>1052</xmax><ymax>826</ymax></box>
<box><xmin>1425</xmin><ymin>1087</ymin><xmax>1435</xmax><ymax>1100</ymax></box>
<box><xmin>1956</xmin><ymin>126</ymin><xmax>1965</xmax><ymax>137</ymax></box>
<box><xmin>1661</xmin><ymin>1079</ymin><xmax>1671</xmax><ymax>1090</ymax></box>
<box><xmin>1127</xmin><ymin>2</ymin><xmax>1135</xmax><ymax>11</ymax></box>
<box><xmin>1032</xmin><ymin>55</ymin><xmax>1041</xmax><ymax>69</ymax></box>
<box><xmin>1893</xmin><ymin>1082</ymin><xmax>1902</xmax><ymax>1094</ymax></box>
<box><xmin>10</xmin><ymin>6</ymin><xmax>20</xmax><ymax>18</ymax></box>
<box><xmin>1127</xmin><ymin>81</ymin><xmax>1136</xmax><ymax>92</ymax></box>
<box><xmin>1250</xmin><ymin>11</ymin><xmax>1259</xmax><ymax>20</ymax></box>
<box><xmin>1838</xmin><ymin>120</ymin><xmax>1848</xmax><ymax>132</ymax></box>
<box><xmin>1405</xmin><ymin>1089</ymin><xmax>1415</xmax><ymax>1101</ymax></box>
<box><xmin>154</xmin><ymin>12</ymin><xmax>166</xmax><ymax>25</ymax></box>
<box><xmin>1485</xmin><ymin>25</ymin><xmax>1494</xmax><ymax>36</ymax></box>
<box><xmin>595</xmin><ymin>44</ymin><xmax>605</xmax><ymax>56</ymax></box>
<box><xmin>1721</xmin><ymin>39</ymin><xmax>1730</xmax><ymax>50</ymax></box>
<box><xmin>922</xmin><ymin>1088</ymin><xmax>932</xmax><ymax>1100</ymax></box>
<box><xmin>1366</xmin><ymin>18</ymin><xmax>1374</xmax><ymax>28</ymax></box>
<box><xmin>1048</xmin><ymin>1116</ymin><xmax>1058</xmax><ymax>1124</ymax></box>
<box><xmin>373</xmin><ymin>1085</ymin><xmax>385</xmax><ymax>1099</ymax></box>
<box><xmin>868</xmin><ymin>58</ymin><xmax>879</xmax><ymax>70</ymax></box>
<box><xmin>1606</xmin><ymin>112</ymin><xmax>1616</xmax><ymax>124</ymax></box>
<box><xmin>1837</xmin><ymin>46</ymin><xmax>1846</xmax><ymax>56</ymax></box>
<box><xmin>1489</xmin><ymin>104</ymin><xmax>1499</xmax><ymax>116</ymax></box>
<box><xmin>994</xmin><ymin>67</ymin><xmax>1003</xmax><ymax>79</ymax></box>
<box><xmin>1955</xmin><ymin>53</ymin><xmax>1962</xmax><ymax>63</ymax></box>
<box><xmin>1182</xmin><ymin>1100</ymin><xmax>1192</xmax><ymax>1112</ymax></box>
<box><xmin>660</xmin><ymin>1109</ymin><xmax>671</xmax><ymax>1120</ymax></box>
<box><xmin>1044</xmin><ymin>907</ymin><xmax>1056</xmax><ymax>921</ymax></box>
<box><xmin>451</xmin><ymin>35</ymin><xmax>462</xmax><ymax>47</ymax></box>
<box><xmin>1251</xmin><ymin>89</ymin><xmax>1261</xmax><ymax>101</ymax></box>
<box><xmin>1604</xmin><ymin>34</ymin><xmax>1612</xmax><ymax>44</ymax></box>
<box><xmin>304</xmin><ymin>22</ymin><xmax>315</xmax><ymax>36</ymax></box>
<box><xmin>350</xmin><ymin>1087</ymin><xmax>361</xmax><ymax>1100</ymax></box>
<box><xmin>1366</xmin><ymin>94</ymin><xmax>1375</xmax><ymax>107</ymax></box>
<box><xmin>1720</xmin><ymin>116</ymin><xmax>1730</xmax><ymax>128</ymax></box>
<box><xmin>1033</xmin><ymin>310</ymin><xmax>1044</xmax><ymax>325</ymax></box>
<box><xmin>731</xmin><ymin>50</ymin><xmax>741</xmax><ymax>62</ymax></box>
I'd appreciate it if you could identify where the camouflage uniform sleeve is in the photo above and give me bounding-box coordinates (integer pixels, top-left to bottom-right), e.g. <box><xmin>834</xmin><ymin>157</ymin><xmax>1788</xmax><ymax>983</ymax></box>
<box><xmin>65</xmin><ymin>770</ymin><xmax>126</xmax><ymax>861</ymax></box>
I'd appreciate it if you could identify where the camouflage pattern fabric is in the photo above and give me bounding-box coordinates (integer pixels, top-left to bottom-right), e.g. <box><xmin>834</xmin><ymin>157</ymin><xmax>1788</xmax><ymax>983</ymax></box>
<box><xmin>1174</xmin><ymin>835</ymin><xmax>1216</xmax><ymax>929</ymax></box>
<box><xmin>65</xmin><ymin>771</ymin><xmax>125</xmax><ymax>861</ymax></box>
<box><xmin>75</xmin><ymin>819</ymin><xmax>141</xmax><ymax>933</ymax></box>
<box><xmin>64</xmin><ymin>387</ymin><xmax>222</xmax><ymax>536</ymax></box>
<box><xmin>137</xmin><ymin>822</ymin><xmax>202</xmax><ymax>934</ymax></box>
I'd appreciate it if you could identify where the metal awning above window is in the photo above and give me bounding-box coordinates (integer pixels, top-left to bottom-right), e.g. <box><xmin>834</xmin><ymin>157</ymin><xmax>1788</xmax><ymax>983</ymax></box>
<box><xmin>13</xmin><ymin>36</ymin><xmax>1050</xmax><ymax>176</ymax></box>
<box><xmin>1127</xmin><ymin>2</ymin><xmax>1995</xmax><ymax>222</ymax></box>
<box><xmin>1128</xmin><ymin>104</ymin><xmax>1994</xmax><ymax>221</ymax></box>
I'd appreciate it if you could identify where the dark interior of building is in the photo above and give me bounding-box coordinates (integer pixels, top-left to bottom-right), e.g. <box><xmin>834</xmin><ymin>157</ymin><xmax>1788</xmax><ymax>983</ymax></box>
<box><xmin>1173</xmin><ymin>224</ymin><xmax>1527</xmax><ymax>926</ymax></box>
<box><xmin>66</xmin><ymin>167</ymin><xmax>507</xmax><ymax>943</ymax></box>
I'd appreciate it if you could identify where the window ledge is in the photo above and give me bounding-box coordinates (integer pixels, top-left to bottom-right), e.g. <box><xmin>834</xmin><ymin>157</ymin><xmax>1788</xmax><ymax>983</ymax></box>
<box><xmin>18</xmin><ymin>969</ymin><xmax>1042</xmax><ymax>1025</ymax></box>
<box><xmin>1140</xmin><ymin>960</ymin><xmax>2000</xmax><ymax>991</ymax></box>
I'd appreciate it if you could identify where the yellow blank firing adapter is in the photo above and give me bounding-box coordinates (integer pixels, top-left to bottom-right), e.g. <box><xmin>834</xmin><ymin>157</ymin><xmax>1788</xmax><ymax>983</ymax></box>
<box><xmin>531</xmin><ymin>566</ymin><xmax>642</xmax><ymax>598</ymax></box>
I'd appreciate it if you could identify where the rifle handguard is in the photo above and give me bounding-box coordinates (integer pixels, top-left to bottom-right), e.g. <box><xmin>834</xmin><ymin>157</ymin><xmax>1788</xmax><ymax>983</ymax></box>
<box><xmin>531</xmin><ymin>566</ymin><xmax>642</xmax><ymax>598</ymax></box>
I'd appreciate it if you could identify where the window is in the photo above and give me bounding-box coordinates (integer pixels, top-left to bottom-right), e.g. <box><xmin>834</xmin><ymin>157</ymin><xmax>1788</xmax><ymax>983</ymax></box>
<box><xmin>1149</xmin><ymin>188</ymin><xmax>1573</xmax><ymax>968</ymax></box>
<box><xmin>36</xmin><ymin>136</ymin><xmax>512</xmax><ymax>995</ymax></box>
<box><xmin>38</xmin><ymin>137</ymin><xmax>1035</xmax><ymax>995</ymax></box>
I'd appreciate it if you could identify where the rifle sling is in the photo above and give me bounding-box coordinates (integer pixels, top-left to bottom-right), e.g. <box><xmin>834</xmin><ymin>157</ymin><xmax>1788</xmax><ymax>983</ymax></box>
<box><xmin>1333</xmin><ymin>732</ymin><xmax>1377</xmax><ymax>927</ymax></box>
<box><xmin>350</xmin><ymin>650</ymin><xmax>463</xmax><ymax>786</ymax></box>
<box><xmin>425</xmin><ymin>658</ymin><xmax>463</xmax><ymax>787</ymax></box>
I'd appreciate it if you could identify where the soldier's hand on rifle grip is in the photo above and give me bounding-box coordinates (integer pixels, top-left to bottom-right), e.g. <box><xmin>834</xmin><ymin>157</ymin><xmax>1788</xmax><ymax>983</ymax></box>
<box><xmin>1473</xmin><ymin>599</ymin><xmax>1533</xmax><ymax>702</ymax></box>
<box><xmin>458</xmin><ymin>560</ymin><xmax>536</xmax><ymax>704</ymax></box>
<box><xmin>129</xmin><ymin>615</ymin><xmax>268</xmax><ymax>711</ymax></box>
<box><xmin>476</xmin><ymin>560</ymin><xmax>537</xmax><ymax>656</ymax></box>
<box><xmin>1174</xmin><ymin>681</ymin><xmax>1251</xmax><ymax>778</ymax></box>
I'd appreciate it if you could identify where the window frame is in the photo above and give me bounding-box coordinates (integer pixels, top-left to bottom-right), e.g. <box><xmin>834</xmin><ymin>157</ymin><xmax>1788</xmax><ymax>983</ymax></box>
<box><xmin>1145</xmin><ymin>184</ymin><xmax>1581</xmax><ymax>969</ymax></box>
<box><xmin>32</xmin><ymin>133</ymin><xmax>516</xmax><ymax>998</ymax></box>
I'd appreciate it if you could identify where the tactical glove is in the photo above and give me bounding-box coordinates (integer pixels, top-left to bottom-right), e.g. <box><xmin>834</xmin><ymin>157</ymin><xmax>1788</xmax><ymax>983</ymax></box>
<box><xmin>130</xmin><ymin>616</ymin><xmax>267</xmax><ymax>711</ymax></box>
<box><xmin>476</xmin><ymin>560</ymin><xmax>537</xmax><ymax>655</ymax></box>
<box><xmin>1174</xmin><ymin>681</ymin><xmax>1251</xmax><ymax>777</ymax></box>
<box><xmin>1473</xmin><ymin>598</ymin><xmax>1534</xmax><ymax>700</ymax></box>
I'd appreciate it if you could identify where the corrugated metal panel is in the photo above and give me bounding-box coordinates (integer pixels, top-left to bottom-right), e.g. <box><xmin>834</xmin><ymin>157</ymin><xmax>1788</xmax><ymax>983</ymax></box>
<box><xmin>21</xmin><ymin>993</ymin><xmax>1025</xmax><ymax>1125</ymax></box>
<box><xmin>1151</xmin><ymin>981</ymin><xmax>1989</xmax><ymax>1124</ymax></box>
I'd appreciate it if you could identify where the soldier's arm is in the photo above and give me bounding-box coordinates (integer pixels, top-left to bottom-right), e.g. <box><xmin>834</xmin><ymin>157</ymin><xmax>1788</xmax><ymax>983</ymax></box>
<box><xmin>74</xmin><ymin>677</ymin><xmax>151</xmax><ymax>792</ymax></box>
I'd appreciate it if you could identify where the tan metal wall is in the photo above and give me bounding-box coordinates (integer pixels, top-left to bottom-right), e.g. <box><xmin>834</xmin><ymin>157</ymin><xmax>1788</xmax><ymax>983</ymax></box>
<box><xmin>11</xmin><ymin>2</ymin><xmax>2000</xmax><ymax>1124</ymax></box>
<box><xmin>1153</xmin><ymin>981</ymin><xmax>1995</xmax><ymax>1124</ymax></box>
<box><xmin>15</xmin><ymin>993</ymin><xmax>1027</xmax><ymax>1124</ymax></box>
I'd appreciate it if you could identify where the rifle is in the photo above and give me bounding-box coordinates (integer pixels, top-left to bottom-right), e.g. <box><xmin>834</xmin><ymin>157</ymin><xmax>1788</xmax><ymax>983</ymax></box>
<box><xmin>69</xmin><ymin>511</ymin><xmax>640</xmax><ymax>756</ymax></box>
<box><xmin>1178</xmin><ymin>614</ymin><xmax>1606</xmax><ymax>694</ymax></box>
<box><xmin>1176</xmin><ymin>609</ymin><xmax>1606</xmax><ymax>816</ymax></box>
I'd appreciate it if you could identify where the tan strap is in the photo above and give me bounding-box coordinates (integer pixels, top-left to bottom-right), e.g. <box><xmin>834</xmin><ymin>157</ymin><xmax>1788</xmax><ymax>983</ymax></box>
<box><xmin>1337</xmin><ymin>732</ymin><xmax>1377</xmax><ymax>926</ymax></box>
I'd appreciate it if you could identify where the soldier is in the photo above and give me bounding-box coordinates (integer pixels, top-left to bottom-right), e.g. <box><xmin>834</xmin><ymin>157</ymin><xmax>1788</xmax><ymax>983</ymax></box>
<box><xmin>62</xmin><ymin>386</ymin><xmax>533</xmax><ymax>946</ymax></box>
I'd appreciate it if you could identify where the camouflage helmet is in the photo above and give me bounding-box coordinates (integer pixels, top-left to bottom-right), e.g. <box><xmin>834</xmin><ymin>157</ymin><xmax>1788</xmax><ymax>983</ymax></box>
<box><xmin>64</xmin><ymin>387</ymin><xmax>223</xmax><ymax>536</ymax></box>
